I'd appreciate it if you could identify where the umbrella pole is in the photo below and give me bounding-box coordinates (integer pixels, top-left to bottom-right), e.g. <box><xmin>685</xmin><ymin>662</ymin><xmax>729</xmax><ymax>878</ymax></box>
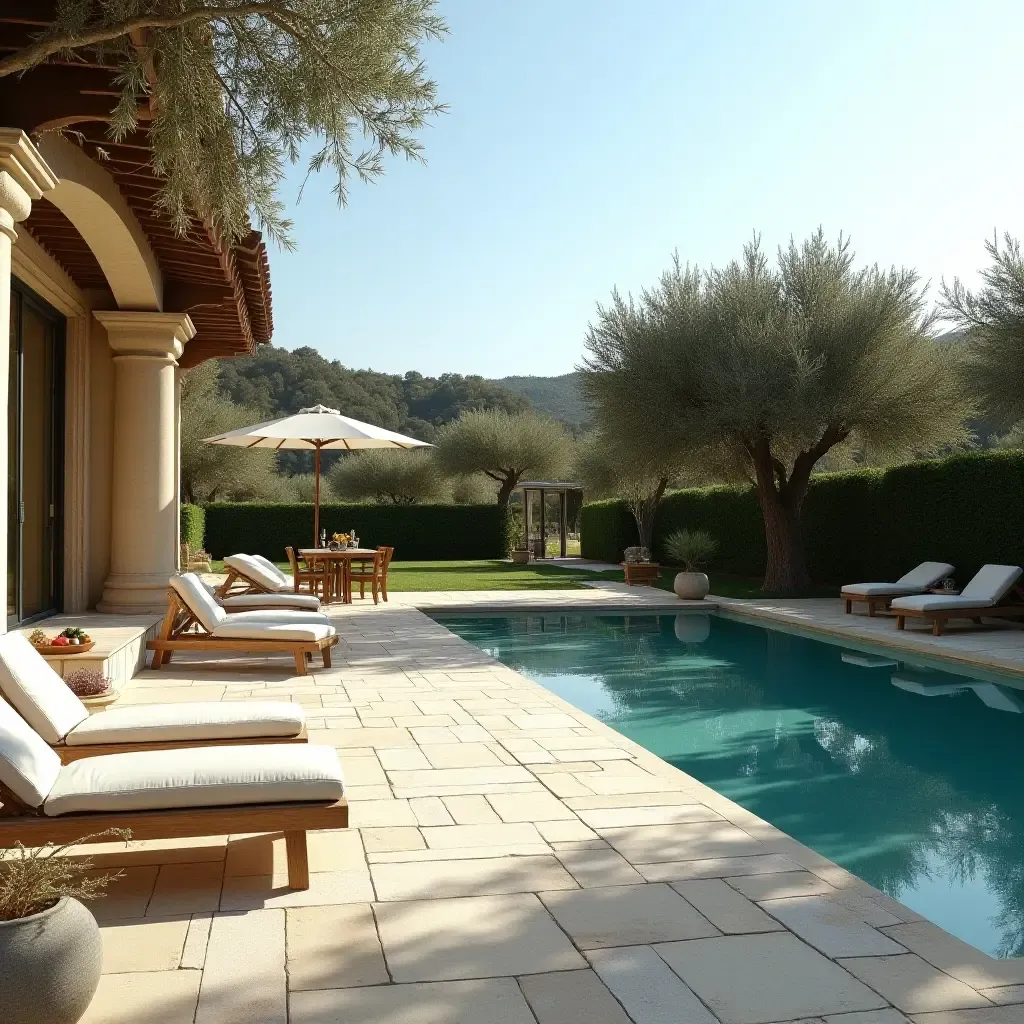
<box><xmin>314</xmin><ymin>445</ymin><xmax>321</xmax><ymax>546</ymax></box>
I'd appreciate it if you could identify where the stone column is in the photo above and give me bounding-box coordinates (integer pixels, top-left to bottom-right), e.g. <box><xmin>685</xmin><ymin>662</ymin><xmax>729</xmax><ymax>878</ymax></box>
<box><xmin>94</xmin><ymin>311</ymin><xmax>195</xmax><ymax>614</ymax></box>
<box><xmin>0</xmin><ymin>132</ymin><xmax>57</xmax><ymax>632</ymax></box>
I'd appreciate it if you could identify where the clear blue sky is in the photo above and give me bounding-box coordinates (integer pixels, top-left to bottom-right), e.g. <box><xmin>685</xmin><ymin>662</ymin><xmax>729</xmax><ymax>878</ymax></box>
<box><xmin>267</xmin><ymin>0</ymin><xmax>1024</xmax><ymax>379</ymax></box>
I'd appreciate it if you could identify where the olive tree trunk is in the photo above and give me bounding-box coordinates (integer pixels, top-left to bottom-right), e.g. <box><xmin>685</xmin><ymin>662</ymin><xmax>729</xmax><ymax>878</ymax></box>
<box><xmin>750</xmin><ymin>432</ymin><xmax>843</xmax><ymax>593</ymax></box>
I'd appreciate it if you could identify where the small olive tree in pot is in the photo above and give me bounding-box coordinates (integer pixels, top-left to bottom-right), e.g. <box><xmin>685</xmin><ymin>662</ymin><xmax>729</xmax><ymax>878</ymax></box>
<box><xmin>664</xmin><ymin>529</ymin><xmax>718</xmax><ymax>599</ymax></box>
<box><xmin>0</xmin><ymin>829</ymin><xmax>128</xmax><ymax>1024</ymax></box>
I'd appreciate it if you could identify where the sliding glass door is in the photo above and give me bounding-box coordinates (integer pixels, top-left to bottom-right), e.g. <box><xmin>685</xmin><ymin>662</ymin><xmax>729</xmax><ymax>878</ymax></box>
<box><xmin>8</xmin><ymin>281</ymin><xmax>64</xmax><ymax>627</ymax></box>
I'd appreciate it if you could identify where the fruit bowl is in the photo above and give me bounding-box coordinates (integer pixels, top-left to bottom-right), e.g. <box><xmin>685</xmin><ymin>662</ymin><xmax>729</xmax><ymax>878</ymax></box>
<box><xmin>33</xmin><ymin>641</ymin><xmax>95</xmax><ymax>656</ymax></box>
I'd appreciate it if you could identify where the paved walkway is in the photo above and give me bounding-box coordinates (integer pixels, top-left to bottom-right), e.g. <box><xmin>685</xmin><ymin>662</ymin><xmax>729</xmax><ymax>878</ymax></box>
<box><xmin>715</xmin><ymin>595</ymin><xmax>1024</xmax><ymax>679</ymax></box>
<box><xmin>72</xmin><ymin>591</ymin><xmax>1024</xmax><ymax>1023</ymax></box>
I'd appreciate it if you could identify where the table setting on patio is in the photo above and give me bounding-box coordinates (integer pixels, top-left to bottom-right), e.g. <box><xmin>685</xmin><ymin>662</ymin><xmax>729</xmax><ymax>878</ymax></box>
<box><xmin>300</xmin><ymin>533</ymin><xmax>383</xmax><ymax>605</ymax></box>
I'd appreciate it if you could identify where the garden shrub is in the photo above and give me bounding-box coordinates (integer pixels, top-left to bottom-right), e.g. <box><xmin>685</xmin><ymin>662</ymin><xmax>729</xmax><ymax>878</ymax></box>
<box><xmin>180</xmin><ymin>503</ymin><xmax>206</xmax><ymax>552</ymax></box>
<box><xmin>203</xmin><ymin>503</ymin><xmax>517</xmax><ymax>561</ymax></box>
<box><xmin>581</xmin><ymin>450</ymin><xmax>1024</xmax><ymax>585</ymax></box>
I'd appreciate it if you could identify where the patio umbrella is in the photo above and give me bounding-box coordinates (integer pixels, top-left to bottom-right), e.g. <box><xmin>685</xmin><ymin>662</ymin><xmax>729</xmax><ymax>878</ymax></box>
<box><xmin>203</xmin><ymin>404</ymin><xmax>432</xmax><ymax>544</ymax></box>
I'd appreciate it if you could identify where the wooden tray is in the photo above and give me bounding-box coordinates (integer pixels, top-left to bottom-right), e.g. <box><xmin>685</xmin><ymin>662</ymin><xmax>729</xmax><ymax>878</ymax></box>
<box><xmin>33</xmin><ymin>641</ymin><xmax>95</xmax><ymax>656</ymax></box>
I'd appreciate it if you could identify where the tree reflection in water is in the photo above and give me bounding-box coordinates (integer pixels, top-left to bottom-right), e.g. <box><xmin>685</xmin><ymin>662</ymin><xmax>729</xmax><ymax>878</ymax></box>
<box><xmin>440</xmin><ymin>612</ymin><xmax>1024</xmax><ymax>958</ymax></box>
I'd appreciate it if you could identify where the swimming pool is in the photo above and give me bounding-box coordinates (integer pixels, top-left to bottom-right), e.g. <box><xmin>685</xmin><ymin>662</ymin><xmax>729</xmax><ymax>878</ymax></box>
<box><xmin>434</xmin><ymin>610</ymin><xmax>1024</xmax><ymax>959</ymax></box>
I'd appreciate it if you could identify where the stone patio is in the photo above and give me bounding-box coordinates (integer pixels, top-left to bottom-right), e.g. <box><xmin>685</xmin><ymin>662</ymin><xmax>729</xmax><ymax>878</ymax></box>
<box><xmin>65</xmin><ymin>589</ymin><xmax>1024</xmax><ymax>1023</ymax></box>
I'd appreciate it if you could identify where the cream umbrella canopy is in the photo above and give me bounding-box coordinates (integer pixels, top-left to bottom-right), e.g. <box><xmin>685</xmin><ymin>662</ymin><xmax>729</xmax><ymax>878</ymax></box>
<box><xmin>203</xmin><ymin>404</ymin><xmax>432</xmax><ymax>545</ymax></box>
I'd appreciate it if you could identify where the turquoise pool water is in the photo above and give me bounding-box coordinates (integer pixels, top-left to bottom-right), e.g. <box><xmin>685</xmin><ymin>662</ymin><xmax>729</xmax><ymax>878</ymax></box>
<box><xmin>434</xmin><ymin>611</ymin><xmax>1024</xmax><ymax>959</ymax></box>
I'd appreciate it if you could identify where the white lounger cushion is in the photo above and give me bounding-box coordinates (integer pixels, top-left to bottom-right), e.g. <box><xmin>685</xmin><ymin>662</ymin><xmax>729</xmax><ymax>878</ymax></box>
<box><xmin>0</xmin><ymin>695</ymin><xmax>63</xmax><ymax>807</ymax></box>
<box><xmin>842</xmin><ymin>562</ymin><xmax>954</xmax><ymax>597</ymax></box>
<box><xmin>251</xmin><ymin>554</ymin><xmax>295</xmax><ymax>590</ymax></box>
<box><xmin>225</xmin><ymin>554</ymin><xmax>290</xmax><ymax>593</ymax></box>
<box><xmin>0</xmin><ymin>632</ymin><xmax>89</xmax><ymax>743</ymax></box>
<box><xmin>890</xmin><ymin>564</ymin><xmax>1023</xmax><ymax>612</ymax></box>
<box><xmin>43</xmin><ymin>743</ymin><xmax>344</xmax><ymax>817</ymax></box>
<box><xmin>212</xmin><ymin>621</ymin><xmax>335</xmax><ymax>642</ymax></box>
<box><xmin>64</xmin><ymin>701</ymin><xmax>305</xmax><ymax>746</ymax></box>
<box><xmin>172</xmin><ymin>574</ymin><xmax>329</xmax><ymax>629</ymax></box>
<box><xmin>221</xmin><ymin>593</ymin><xmax>320</xmax><ymax>612</ymax></box>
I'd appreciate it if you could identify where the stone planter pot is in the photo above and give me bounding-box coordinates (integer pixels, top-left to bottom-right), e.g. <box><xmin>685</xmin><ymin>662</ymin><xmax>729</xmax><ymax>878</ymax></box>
<box><xmin>674</xmin><ymin>614</ymin><xmax>711</xmax><ymax>643</ymax></box>
<box><xmin>673</xmin><ymin>571</ymin><xmax>710</xmax><ymax>600</ymax></box>
<box><xmin>0</xmin><ymin>897</ymin><xmax>102</xmax><ymax>1024</ymax></box>
<box><xmin>510</xmin><ymin>549</ymin><xmax>531</xmax><ymax>564</ymax></box>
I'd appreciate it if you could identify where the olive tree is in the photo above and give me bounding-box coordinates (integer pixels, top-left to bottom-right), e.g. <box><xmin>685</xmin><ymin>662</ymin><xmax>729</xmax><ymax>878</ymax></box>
<box><xmin>3</xmin><ymin>1</ymin><xmax>446</xmax><ymax>245</ymax></box>
<box><xmin>435</xmin><ymin>410</ymin><xmax>571</xmax><ymax>506</ymax></box>
<box><xmin>942</xmin><ymin>233</ymin><xmax>1024</xmax><ymax>427</ymax></box>
<box><xmin>329</xmin><ymin>450</ymin><xmax>445</xmax><ymax>504</ymax></box>
<box><xmin>582</xmin><ymin>232</ymin><xmax>971</xmax><ymax>591</ymax></box>
<box><xmin>180</xmin><ymin>360</ymin><xmax>286</xmax><ymax>501</ymax></box>
<box><xmin>572</xmin><ymin>432</ymin><xmax>675</xmax><ymax>554</ymax></box>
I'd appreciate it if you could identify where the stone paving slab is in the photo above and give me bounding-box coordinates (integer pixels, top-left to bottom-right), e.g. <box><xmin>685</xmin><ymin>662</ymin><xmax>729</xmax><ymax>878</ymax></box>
<box><xmin>74</xmin><ymin>592</ymin><xmax>1023</xmax><ymax>1023</ymax></box>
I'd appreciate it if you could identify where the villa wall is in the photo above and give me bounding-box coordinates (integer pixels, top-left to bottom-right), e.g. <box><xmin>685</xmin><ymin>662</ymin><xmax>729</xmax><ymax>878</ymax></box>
<box><xmin>11</xmin><ymin>231</ymin><xmax>117</xmax><ymax>613</ymax></box>
<box><xmin>88</xmin><ymin>321</ymin><xmax>114</xmax><ymax>608</ymax></box>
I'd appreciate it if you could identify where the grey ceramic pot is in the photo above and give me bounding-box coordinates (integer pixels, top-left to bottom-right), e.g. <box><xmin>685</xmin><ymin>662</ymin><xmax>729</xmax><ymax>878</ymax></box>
<box><xmin>0</xmin><ymin>897</ymin><xmax>102</xmax><ymax>1024</ymax></box>
<box><xmin>673</xmin><ymin>571</ymin><xmax>710</xmax><ymax>600</ymax></box>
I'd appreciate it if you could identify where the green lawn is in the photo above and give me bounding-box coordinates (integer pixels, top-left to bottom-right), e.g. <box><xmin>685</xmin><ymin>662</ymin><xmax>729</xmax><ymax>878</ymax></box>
<box><xmin>207</xmin><ymin>558</ymin><xmax>836</xmax><ymax>597</ymax></box>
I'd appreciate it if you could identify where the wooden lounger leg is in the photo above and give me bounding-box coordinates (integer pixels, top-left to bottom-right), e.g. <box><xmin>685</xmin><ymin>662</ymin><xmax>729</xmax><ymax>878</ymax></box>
<box><xmin>844</xmin><ymin>598</ymin><xmax>852</xmax><ymax>614</ymax></box>
<box><xmin>285</xmin><ymin>830</ymin><xmax>310</xmax><ymax>889</ymax></box>
<box><xmin>933</xmin><ymin>619</ymin><xmax>943</xmax><ymax>637</ymax></box>
<box><xmin>322</xmin><ymin>645</ymin><xmax>332</xmax><ymax>669</ymax></box>
<box><xmin>867</xmin><ymin>601</ymin><xmax>876</xmax><ymax>617</ymax></box>
<box><xmin>294</xmin><ymin>651</ymin><xmax>308</xmax><ymax>676</ymax></box>
<box><xmin>896</xmin><ymin>615</ymin><xmax>905</xmax><ymax>631</ymax></box>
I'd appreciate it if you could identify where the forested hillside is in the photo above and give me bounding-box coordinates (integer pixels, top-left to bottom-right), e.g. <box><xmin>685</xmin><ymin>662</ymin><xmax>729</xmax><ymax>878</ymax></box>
<box><xmin>495</xmin><ymin>372</ymin><xmax>591</xmax><ymax>430</ymax></box>
<box><xmin>216</xmin><ymin>346</ymin><xmax>530</xmax><ymax>441</ymax></box>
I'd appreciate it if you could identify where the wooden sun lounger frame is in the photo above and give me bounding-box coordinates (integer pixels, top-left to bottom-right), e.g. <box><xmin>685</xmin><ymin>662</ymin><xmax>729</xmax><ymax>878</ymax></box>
<box><xmin>215</xmin><ymin>563</ymin><xmax>279</xmax><ymax>598</ymax></box>
<box><xmin>895</xmin><ymin>603</ymin><xmax>1024</xmax><ymax>636</ymax></box>
<box><xmin>148</xmin><ymin>590</ymin><xmax>337</xmax><ymax>675</ymax></box>
<box><xmin>842</xmin><ymin>592</ymin><xmax>902</xmax><ymax>617</ymax></box>
<box><xmin>0</xmin><ymin>780</ymin><xmax>348</xmax><ymax>890</ymax></box>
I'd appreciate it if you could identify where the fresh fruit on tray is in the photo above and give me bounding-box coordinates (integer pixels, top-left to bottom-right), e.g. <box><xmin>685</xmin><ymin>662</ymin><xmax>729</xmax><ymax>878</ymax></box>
<box><xmin>58</xmin><ymin>627</ymin><xmax>93</xmax><ymax>646</ymax></box>
<box><xmin>28</xmin><ymin>628</ymin><xmax>49</xmax><ymax>646</ymax></box>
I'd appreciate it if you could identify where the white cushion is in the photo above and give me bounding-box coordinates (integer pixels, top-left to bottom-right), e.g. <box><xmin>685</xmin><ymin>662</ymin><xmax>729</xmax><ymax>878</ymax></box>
<box><xmin>251</xmin><ymin>554</ymin><xmax>293</xmax><ymax>589</ymax></box>
<box><xmin>43</xmin><ymin>743</ymin><xmax>344</xmax><ymax>817</ymax></box>
<box><xmin>65</xmin><ymin>701</ymin><xmax>305</xmax><ymax>746</ymax></box>
<box><xmin>843</xmin><ymin>562</ymin><xmax>955</xmax><ymax>598</ymax></box>
<box><xmin>960</xmin><ymin>563</ymin><xmax>1022</xmax><ymax>603</ymax></box>
<box><xmin>0</xmin><ymin>632</ymin><xmax>88</xmax><ymax>743</ymax></box>
<box><xmin>892</xmin><ymin>594</ymin><xmax>1002</xmax><ymax>612</ymax></box>
<box><xmin>221</xmin><ymin>593</ymin><xmax>321</xmax><ymax>612</ymax></box>
<box><xmin>842</xmin><ymin>583</ymin><xmax>923</xmax><ymax>597</ymax></box>
<box><xmin>212</xmin><ymin>621</ymin><xmax>336</xmax><ymax>642</ymax></box>
<box><xmin>895</xmin><ymin>561</ymin><xmax>955</xmax><ymax>588</ymax></box>
<box><xmin>216</xmin><ymin>609</ymin><xmax>330</xmax><ymax>626</ymax></box>
<box><xmin>225</xmin><ymin>554</ymin><xmax>288</xmax><ymax>593</ymax></box>
<box><xmin>0</xmin><ymin>696</ymin><xmax>62</xmax><ymax>807</ymax></box>
<box><xmin>170</xmin><ymin>573</ymin><xmax>226</xmax><ymax>632</ymax></box>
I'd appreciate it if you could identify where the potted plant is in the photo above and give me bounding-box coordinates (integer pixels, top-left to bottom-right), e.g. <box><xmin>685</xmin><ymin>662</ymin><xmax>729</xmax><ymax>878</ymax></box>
<box><xmin>64</xmin><ymin>669</ymin><xmax>116</xmax><ymax>709</ymax></box>
<box><xmin>664</xmin><ymin>529</ymin><xmax>717</xmax><ymax>599</ymax></box>
<box><xmin>621</xmin><ymin>545</ymin><xmax>659</xmax><ymax>586</ymax></box>
<box><xmin>1</xmin><ymin>829</ymin><xmax>128</xmax><ymax>1023</ymax></box>
<box><xmin>510</xmin><ymin>548</ymin><xmax>531</xmax><ymax>564</ymax></box>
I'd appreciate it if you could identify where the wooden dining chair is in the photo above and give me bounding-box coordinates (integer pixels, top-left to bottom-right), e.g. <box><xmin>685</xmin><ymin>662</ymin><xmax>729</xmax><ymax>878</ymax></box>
<box><xmin>378</xmin><ymin>545</ymin><xmax>394</xmax><ymax>602</ymax></box>
<box><xmin>349</xmin><ymin>547</ymin><xmax>389</xmax><ymax>605</ymax></box>
<box><xmin>285</xmin><ymin>546</ymin><xmax>327</xmax><ymax>599</ymax></box>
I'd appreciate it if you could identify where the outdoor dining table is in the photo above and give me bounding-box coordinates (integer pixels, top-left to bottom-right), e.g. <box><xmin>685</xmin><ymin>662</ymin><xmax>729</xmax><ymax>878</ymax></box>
<box><xmin>299</xmin><ymin>548</ymin><xmax>379</xmax><ymax>605</ymax></box>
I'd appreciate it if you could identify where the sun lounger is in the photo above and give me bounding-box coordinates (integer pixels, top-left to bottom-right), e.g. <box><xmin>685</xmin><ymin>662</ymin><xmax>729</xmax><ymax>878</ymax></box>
<box><xmin>890</xmin><ymin>564</ymin><xmax>1024</xmax><ymax>636</ymax></box>
<box><xmin>841</xmin><ymin>562</ymin><xmax>955</xmax><ymax>615</ymax></box>
<box><xmin>0</xmin><ymin>633</ymin><xmax>307</xmax><ymax>762</ymax></box>
<box><xmin>148</xmin><ymin>574</ymin><xmax>338</xmax><ymax>674</ymax></box>
<box><xmin>217</xmin><ymin>554</ymin><xmax>321</xmax><ymax>611</ymax></box>
<box><xmin>0</xmin><ymin>699</ymin><xmax>346</xmax><ymax>888</ymax></box>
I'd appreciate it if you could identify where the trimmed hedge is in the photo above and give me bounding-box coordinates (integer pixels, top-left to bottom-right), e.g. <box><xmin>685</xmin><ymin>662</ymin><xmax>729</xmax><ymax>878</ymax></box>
<box><xmin>203</xmin><ymin>503</ymin><xmax>518</xmax><ymax>561</ymax></box>
<box><xmin>180</xmin><ymin>503</ymin><xmax>206</xmax><ymax>552</ymax></box>
<box><xmin>581</xmin><ymin>450</ymin><xmax>1024</xmax><ymax>584</ymax></box>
